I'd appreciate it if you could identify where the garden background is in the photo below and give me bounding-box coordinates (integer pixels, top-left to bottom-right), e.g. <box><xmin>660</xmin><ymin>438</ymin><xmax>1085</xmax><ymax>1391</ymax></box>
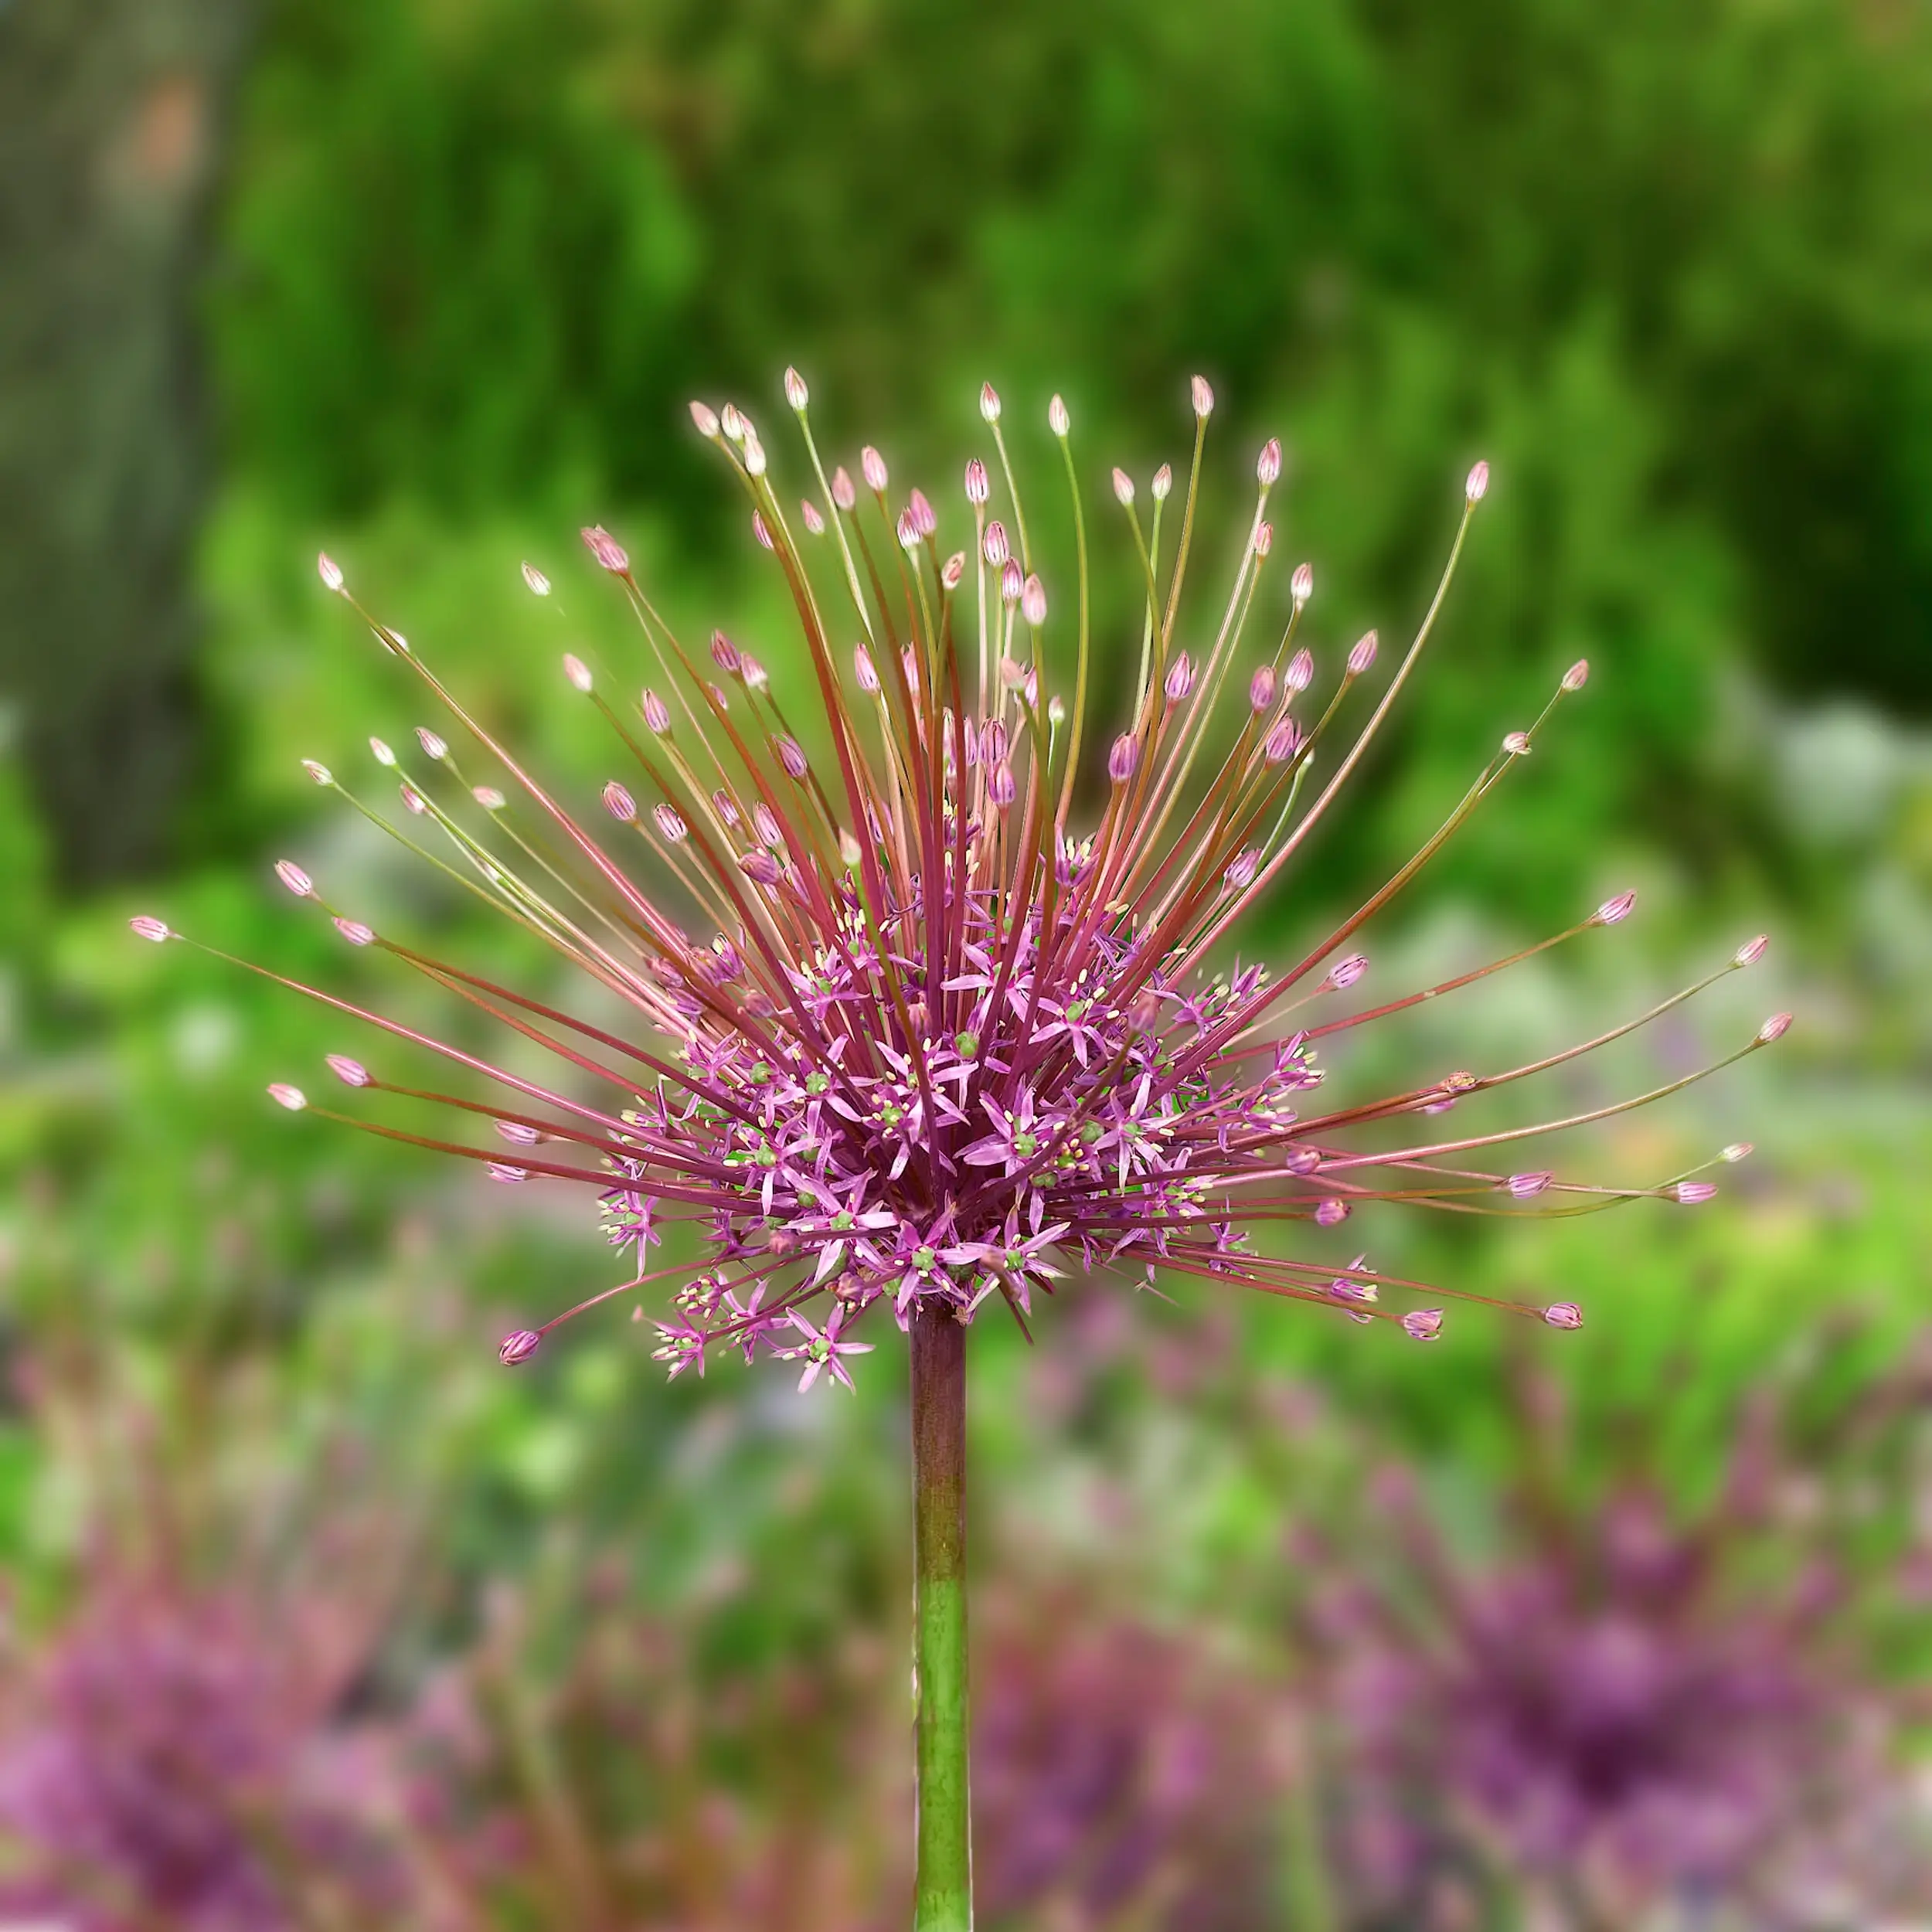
<box><xmin>2</xmin><ymin>2</ymin><xmax>1930</xmax><ymax>1925</ymax></box>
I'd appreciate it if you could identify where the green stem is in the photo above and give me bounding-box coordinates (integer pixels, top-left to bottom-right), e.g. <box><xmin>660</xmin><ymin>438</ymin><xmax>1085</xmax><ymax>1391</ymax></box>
<box><xmin>910</xmin><ymin>1304</ymin><xmax>971</xmax><ymax>1930</ymax></box>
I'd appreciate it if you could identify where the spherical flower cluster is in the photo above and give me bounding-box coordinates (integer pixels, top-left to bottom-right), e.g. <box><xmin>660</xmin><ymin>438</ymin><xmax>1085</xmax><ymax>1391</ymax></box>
<box><xmin>141</xmin><ymin>375</ymin><xmax>1777</xmax><ymax>1386</ymax></box>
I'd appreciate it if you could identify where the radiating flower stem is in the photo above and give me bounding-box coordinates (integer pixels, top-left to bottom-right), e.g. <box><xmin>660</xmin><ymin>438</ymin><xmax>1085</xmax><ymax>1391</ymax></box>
<box><xmin>910</xmin><ymin>1304</ymin><xmax>971</xmax><ymax>1930</ymax></box>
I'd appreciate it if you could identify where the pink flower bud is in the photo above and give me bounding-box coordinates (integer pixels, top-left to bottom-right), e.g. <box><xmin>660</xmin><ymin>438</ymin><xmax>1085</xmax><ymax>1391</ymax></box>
<box><xmin>1505</xmin><ymin>1171</ymin><xmax>1552</xmax><ymax>1198</ymax></box>
<box><xmin>1403</xmin><ymin>1308</ymin><xmax>1444</xmax><ymax>1341</ymax></box>
<box><xmin>1348</xmin><ymin>631</ymin><xmax>1379</xmax><ymax>675</ymax></box>
<box><xmin>267</xmin><ymin>1083</ymin><xmax>307</xmax><ymax>1111</ymax></box>
<box><xmin>335</xmin><ymin>918</ymin><xmax>375</xmax><ymax>947</ymax></box>
<box><xmin>603</xmin><ymin>781</ymin><xmax>636</xmax><ymax>821</ymax></box>
<box><xmin>1264</xmin><ymin>719</ymin><xmax>1301</xmax><ymax>764</ymax></box>
<box><xmin>1049</xmin><ymin>393</ymin><xmax>1070</xmax><ymax>437</ymax></box>
<box><xmin>1722</xmin><ymin>1141</ymin><xmax>1753</xmax><ymax>1163</ymax></box>
<box><xmin>740</xmin><ymin>850</ymin><xmax>783</xmax><ymax>886</ymax></box>
<box><xmin>496</xmin><ymin>1120</ymin><xmax>540</xmax><ymax>1146</ymax></box>
<box><xmin>1735</xmin><ymin>934</ymin><xmax>1769</xmax><ymax>967</ymax></box>
<box><xmin>709</xmin><ymin>631</ymin><xmax>740</xmax><ymax>674</ymax></box>
<box><xmin>1315</xmin><ymin>1199</ymin><xmax>1349</xmax><ymax>1226</ymax></box>
<box><xmin>719</xmin><ymin>403</ymin><xmax>745</xmax><ymax>443</ymax></box>
<box><xmin>1757</xmin><ymin>1011</ymin><xmax>1792</xmax><ymax>1044</ymax></box>
<box><xmin>410</xmin><ymin>728</ymin><xmax>446</xmax><ymax>764</ymax></box>
<box><xmin>853</xmin><ymin>644</ymin><xmax>880</xmax><ymax>694</ymax></box>
<box><xmin>1543</xmin><ymin>1302</ymin><xmax>1583</xmax><ymax>1330</ymax></box>
<box><xmin>751</xmin><ymin>511</ymin><xmax>774</xmax><ymax>550</ymax></box>
<box><xmin>563</xmin><ymin>654</ymin><xmax>594</xmax><ymax>693</ymax></box>
<box><xmin>521</xmin><ymin>561</ymin><xmax>550</xmax><ymax>597</ymax></box>
<box><xmin>581</xmin><ymin>526</ymin><xmax>628</xmax><ymax>573</ymax></box>
<box><xmin>988</xmin><ymin>761</ymin><xmax>1017</xmax><ymax>810</ymax></box>
<box><xmin>1112</xmin><ymin>468</ymin><xmax>1134</xmax><ymax>507</ymax></box>
<box><xmin>399</xmin><ymin>782</ymin><xmax>427</xmax><ymax>816</ymax></box>
<box><xmin>908</xmin><ymin>487</ymin><xmax>936</xmax><ymax>538</ymax></box>
<box><xmin>1249</xmin><ymin>665</ymin><xmax>1277</xmax><ymax>712</ymax></box>
<box><xmin>369</xmin><ymin>736</ymin><xmax>396</xmax><ymax>767</ymax></box>
<box><xmin>1022</xmin><ymin>574</ymin><xmax>1047</xmax><ymax>626</ymax></box>
<box><xmin>801</xmin><ymin>498</ymin><xmax>825</xmax><ymax>536</ymax></box>
<box><xmin>1596</xmin><ymin>889</ymin><xmax>1637</xmax><ymax>925</ymax></box>
<box><xmin>1224</xmin><ymin>847</ymin><xmax>1260</xmax><ymax>889</ymax></box>
<box><xmin>981</xmin><ymin>718</ymin><xmax>1009</xmax><ymax>765</ymax></box>
<box><xmin>1563</xmin><ymin>658</ymin><xmax>1589</xmax><ymax>692</ymax></box>
<box><xmin>980</xmin><ymin>382</ymin><xmax>1002</xmax><ymax>424</ymax></box>
<box><xmin>1285</xmin><ymin>648</ymin><xmax>1314</xmax><ymax>693</ymax></box>
<box><xmin>984</xmin><ymin>520</ymin><xmax>1010</xmax><ymax>568</ymax></box>
<box><xmin>654</xmin><ymin>804</ymin><xmax>688</xmax><ymax>842</ymax></box>
<box><xmin>1675</xmin><ymin>1180</ymin><xmax>1719</xmax><ymax>1204</ymax></box>
<box><xmin>634</xmin><ymin>690</ymin><xmax>667</xmax><ymax>736</ymax></box>
<box><xmin>777</xmin><ymin>735</ymin><xmax>808</xmax><ymax>780</ymax></box>
<box><xmin>317</xmin><ymin>551</ymin><xmax>345</xmax><ymax>593</ymax></box>
<box><xmin>896</xmin><ymin>510</ymin><xmax>919</xmax><ymax>553</ymax></box>
<box><xmin>473</xmin><ymin>786</ymin><xmax>505</xmax><ymax>811</ymax></box>
<box><xmin>832</xmin><ymin>466</ymin><xmax>855</xmax><ymax>512</ymax></box>
<box><xmin>1465</xmin><ymin>461</ymin><xmax>1489</xmax><ymax>502</ymax></box>
<box><xmin>129</xmin><ymin>915</ymin><xmax>171</xmax><ymax>943</ymax></box>
<box><xmin>1165</xmin><ymin>653</ymin><xmax>1196</xmax><ymax>703</ymax></box>
<box><xmin>1257</xmin><ymin>438</ymin><xmax>1282</xmax><ymax>487</ymax></box>
<box><xmin>499</xmin><ymin>1329</ymin><xmax>543</xmax><ymax>1366</ymax></box>
<box><xmin>784</xmin><ymin>366</ymin><xmax>809</xmax><ymax>411</ymax></box>
<box><xmin>1191</xmin><ymin>376</ymin><xmax>1215</xmax><ymax>419</ymax></box>
<box><xmin>274</xmin><ymin>859</ymin><xmax>314</xmax><ymax>897</ymax></box>
<box><xmin>753</xmin><ymin>802</ymin><xmax>785</xmax><ymax>850</ymax></box>
<box><xmin>1107</xmin><ymin>733</ymin><xmax>1140</xmax><ymax>784</ymax></box>
<box><xmin>941</xmin><ymin>551</ymin><xmax>966</xmax><ymax>590</ymax></box>
<box><xmin>1291</xmin><ymin>561</ymin><xmax>1314</xmax><ymax>604</ymax></box>
<box><xmin>1502</xmin><ymin>730</ymin><xmax>1531</xmax><ymax>757</ymax></box>
<box><xmin>964</xmin><ymin>457</ymin><xmax>989</xmax><ymax>506</ymax></box>
<box><xmin>1151</xmin><ymin>464</ymin><xmax>1172</xmax><ymax>502</ymax></box>
<box><xmin>301</xmin><ymin>759</ymin><xmax>333</xmax><ymax>787</ymax></box>
<box><xmin>689</xmin><ymin>400</ymin><xmax>720</xmax><ymax>438</ymax></box>
<box><xmin>862</xmin><ymin>445</ymin><xmax>889</xmax><ymax>493</ymax></box>
<box><xmin>1325</xmin><ymin>953</ymin><xmax>1367</xmax><ymax>991</ymax></box>
<box><xmin>713</xmin><ymin>789</ymin><xmax>740</xmax><ymax>827</ymax></box>
<box><xmin>997</xmin><ymin>563</ymin><xmax>1021</xmax><ymax>609</ymax></box>
<box><xmin>326</xmin><ymin>1054</ymin><xmax>371</xmax><ymax>1087</ymax></box>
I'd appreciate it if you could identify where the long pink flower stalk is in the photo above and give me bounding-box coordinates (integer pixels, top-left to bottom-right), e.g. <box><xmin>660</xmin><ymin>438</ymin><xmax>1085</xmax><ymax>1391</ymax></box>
<box><xmin>134</xmin><ymin>373</ymin><xmax>1774</xmax><ymax>1930</ymax></box>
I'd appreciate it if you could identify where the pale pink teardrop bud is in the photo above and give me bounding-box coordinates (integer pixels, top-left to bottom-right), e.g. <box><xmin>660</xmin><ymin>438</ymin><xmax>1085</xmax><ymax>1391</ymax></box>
<box><xmin>941</xmin><ymin>551</ymin><xmax>966</xmax><ymax>590</ymax></box>
<box><xmin>719</xmin><ymin>403</ymin><xmax>745</xmax><ymax>443</ymax></box>
<box><xmin>740</xmin><ymin>653</ymin><xmax>768</xmax><ymax>692</ymax></box>
<box><xmin>641</xmin><ymin>689</ymin><xmax>671</xmax><ymax>734</ymax></box>
<box><xmin>1151</xmin><ymin>464</ymin><xmax>1172</xmax><ymax>502</ymax></box>
<box><xmin>964</xmin><ymin>457</ymin><xmax>989</xmax><ymax>505</ymax></box>
<box><xmin>832</xmin><ymin>467</ymin><xmax>856</xmax><ymax>512</ymax></box>
<box><xmin>603</xmin><ymin>781</ymin><xmax>636</xmax><ymax>821</ymax></box>
<box><xmin>1465</xmin><ymin>461</ymin><xmax>1490</xmax><ymax>503</ymax></box>
<box><xmin>1022</xmin><ymin>574</ymin><xmax>1047</xmax><ymax>626</ymax></box>
<box><xmin>472</xmin><ymin>786</ymin><xmax>505</xmax><ymax>811</ymax></box>
<box><xmin>751</xmin><ymin>511</ymin><xmax>774</xmax><ymax>550</ymax></box>
<box><xmin>777</xmin><ymin>736</ymin><xmax>808</xmax><ymax>780</ymax></box>
<box><xmin>327</xmin><ymin>1054</ymin><xmax>370</xmax><ymax>1087</ymax></box>
<box><xmin>521</xmin><ymin>561</ymin><xmax>550</xmax><ymax>597</ymax></box>
<box><xmin>1596</xmin><ymin>889</ymin><xmax>1638</xmax><ymax>924</ymax></box>
<box><xmin>495</xmin><ymin>1120</ymin><xmax>540</xmax><ymax>1146</ymax></box>
<box><xmin>1403</xmin><ymin>1308</ymin><xmax>1444</xmax><ymax>1342</ymax></box>
<box><xmin>1348</xmin><ymin>631</ymin><xmax>1379</xmax><ymax>675</ymax></box>
<box><xmin>1264</xmin><ymin>718</ymin><xmax>1302</xmax><ymax>764</ymax></box>
<box><xmin>408</xmin><ymin>729</ymin><xmax>444</xmax><ymax>765</ymax></box>
<box><xmin>1223</xmin><ymin>848</ymin><xmax>1260</xmax><ymax>889</ymax></box>
<box><xmin>980</xmin><ymin>382</ymin><xmax>1002</xmax><ymax>424</ymax></box>
<box><xmin>862</xmin><ymin>445</ymin><xmax>888</xmax><ymax>493</ymax></box>
<box><xmin>1249</xmin><ymin>665</ymin><xmax>1277</xmax><ymax>712</ymax></box>
<box><xmin>896</xmin><ymin>509</ymin><xmax>920</xmax><ymax>553</ymax></box>
<box><xmin>910</xmin><ymin>487</ymin><xmax>936</xmax><ymax>537</ymax></box>
<box><xmin>1253</xmin><ymin>522</ymin><xmax>1274</xmax><ymax>558</ymax></box>
<box><xmin>1505</xmin><ymin>1171</ymin><xmax>1553</xmax><ymax>1198</ymax></box>
<box><xmin>853</xmin><ymin>644</ymin><xmax>880</xmax><ymax>694</ymax></box>
<box><xmin>713</xmin><ymin>789</ymin><xmax>740</xmax><ymax>827</ymax></box>
<box><xmin>751</xmin><ymin>803</ymin><xmax>784</xmax><ymax>850</ymax></box>
<box><xmin>369</xmin><ymin>736</ymin><xmax>396</xmax><ymax>767</ymax></box>
<box><xmin>654</xmin><ymin>804</ymin><xmax>688</xmax><ymax>842</ymax></box>
<box><xmin>984</xmin><ymin>520</ymin><xmax>1010</xmax><ymax>568</ymax></box>
<box><xmin>988</xmin><ymin>762</ymin><xmax>1017</xmax><ymax>810</ymax></box>
<box><xmin>981</xmin><ymin>718</ymin><xmax>1009</xmax><ymax>765</ymax></box>
<box><xmin>1735</xmin><ymin>934</ymin><xmax>1769</xmax><ymax>967</ymax></box>
<box><xmin>499</xmin><ymin>1329</ymin><xmax>543</xmax><ymax>1366</ymax></box>
<box><xmin>301</xmin><ymin>759</ymin><xmax>333</xmax><ymax>787</ymax></box>
<box><xmin>801</xmin><ymin>498</ymin><xmax>825</xmax><ymax>536</ymax></box>
<box><xmin>129</xmin><ymin>916</ymin><xmax>171</xmax><ymax>943</ymax></box>
<box><xmin>784</xmin><ymin>366</ymin><xmax>808</xmax><ymax>411</ymax></box>
<box><xmin>838</xmin><ymin>830</ymin><xmax>862</xmax><ymax>869</ymax></box>
<box><xmin>1563</xmin><ymin>659</ymin><xmax>1590</xmax><ymax>692</ymax></box>
<box><xmin>1107</xmin><ymin>733</ymin><xmax>1140</xmax><ymax>784</ymax></box>
<box><xmin>275</xmin><ymin>859</ymin><xmax>314</xmax><ymax>898</ymax></box>
<box><xmin>1046</xmin><ymin>694</ymin><xmax>1064</xmax><ymax>727</ymax></box>
<box><xmin>1543</xmin><ymin>1302</ymin><xmax>1583</xmax><ymax>1330</ymax></box>
<box><xmin>1111</xmin><ymin>468</ymin><xmax>1134</xmax><ymax>507</ymax></box>
<box><xmin>581</xmin><ymin>526</ymin><xmax>628</xmax><ymax>573</ymax></box>
<box><xmin>1325</xmin><ymin>953</ymin><xmax>1367</xmax><ymax>991</ymax></box>
<box><xmin>560</xmin><ymin>654</ymin><xmax>592</xmax><ymax>693</ymax></box>
<box><xmin>335</xmin><ymin>918</ymin><xmax>375</xmax><ymax>946</ymax></box>
<box><xmin>1757</xmin><ymin>1011</ymin><xmax>1792</xmax><ymax>1044</ymax></box>
<box><xmin>1722</xmin><ymin>1141</ymin><xmax>1753</xmax><ymax>1163</ymax></box>
<box><xmin>1191</xmin><ymin>376</ymin><xmax>1214</xmax><ymax>419</ymax></box>
<box><xmin>1257</xmin><ymin>437</ymin><xmax>1282</xmax><ymax>486</ymax></box>
<box><xmin>1675</xmin><ymin>1180</ymin><xmax>1719</xmax><ymax>1204</ymax></box>
<box><xmin>740</xmin><ymin>850</ymin><xmax>783</xmax><ymax>886</ymax></box>
<box><xmin>1502</xmin><ymin>730</ymin><xmax>1532</xmax><ymax>757</ymax></box>
<box><xmin>1291</xmin><ymin>562</ymin><xmax>1313</xmax><ymax>605</ymax></box>
<box><xmin>1001</xmin><ymin>560</ymin><xmax>1023</xmax><ymax>607</ymax></box>
<box><xmin>1165</xmin><ymin>653</ymin><xmax>1196</xmax><ymax>703</ymax></box>
<box><xmin>709</xmin><ymin>631</ymin><xmax>740</xmax><ymax>674</ymax></box>
<box><xmin>317</xmin><ymin>551</ymin><xmax>345</xmax><ymax>592</ymax></box>
<box><xmin>1286</xmin><ymin>648</ymin><xmax>1314</xmax><ymax>693</ymax></box>
<box><xmin>743</xmin><ymin>437</ymin><xmax>766</xmax><ymax>479</ymax></box>
<box><xmin>267</xmin><ymin>1083</ymin><xmax>307</xmax><ymax>1111</ymax></box>
<box><xmin>689</xmin><ymin>400</ymin><xmax>720</xmax><ymax>438</ymax></box>
<box><xmin>1049</xmin><ymin>393</ymin><xmax>1070</xmax><ymax>437</ymax></box>
<box><xmin>399</xmin><ymin>783</ymin><xmax>427</xmax><ymax>816</ymax></box>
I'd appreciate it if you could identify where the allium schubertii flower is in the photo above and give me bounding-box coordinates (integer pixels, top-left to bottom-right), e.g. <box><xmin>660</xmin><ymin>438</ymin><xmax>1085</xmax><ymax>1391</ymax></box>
<box><xmin>133</xmin><ymin>370</ymin><xmax>1777</xmax><ymax>1930</ymax></box>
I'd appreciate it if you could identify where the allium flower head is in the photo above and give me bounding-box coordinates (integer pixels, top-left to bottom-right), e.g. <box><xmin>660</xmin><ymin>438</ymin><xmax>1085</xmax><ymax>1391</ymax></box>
<box><xmin>142</xmin><ymin>373</ymin><xmax>1771</xmax><ymax>1379</ymax></box>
